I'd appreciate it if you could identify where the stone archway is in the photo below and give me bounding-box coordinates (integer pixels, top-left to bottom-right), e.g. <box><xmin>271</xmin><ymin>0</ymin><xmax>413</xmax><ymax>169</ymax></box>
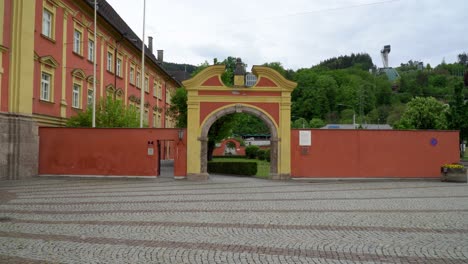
<box><xmin>182</xmin><ymin>60</ymin><xmax>297</xmax><ymax>181</ymax></box>
<box><xmin>199</xmin><ymin>104</ymin><xmax>279</xmax><ymax>176</ymax></box>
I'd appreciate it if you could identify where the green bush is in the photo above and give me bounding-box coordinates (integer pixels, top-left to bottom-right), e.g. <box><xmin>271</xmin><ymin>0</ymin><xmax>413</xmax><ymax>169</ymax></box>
<box><xmin>257</xmin><ymin>149</ymin><xmax>266</xmax><ymax>160</ymax></box>
<box><xmin>245</xmin><ymin>145</ymin><xmax>259</xmax><ymax>159</ymax></box>
<box><xmin>208</xmin><ymin>161</ymin><xmax>257</xmax><ymax>176</ymax></box>
<box><xmin>265</xmin><ymin>149</ymin><xmax>271</xmax><ymax>162</ymax></box>
<box><xmin>212</xmin><ymin>155</ymin><xmax>247</xmax><ymax>159</ymax></box>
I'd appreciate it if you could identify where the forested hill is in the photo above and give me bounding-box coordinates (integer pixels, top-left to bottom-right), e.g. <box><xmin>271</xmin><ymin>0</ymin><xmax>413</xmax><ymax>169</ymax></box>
<box><xmin>315</xmin><ymin>53</ymin><xmax>374</xmax><ymax>71</ymax></box>
<box><xmin>162</xmin><ymin>61</ymin><xmax>197</xmax><ymax>75</ymax></box>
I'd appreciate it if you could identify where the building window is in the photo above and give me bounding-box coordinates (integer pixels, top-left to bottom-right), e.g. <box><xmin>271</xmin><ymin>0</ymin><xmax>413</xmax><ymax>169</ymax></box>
<box><xmin>152</xmin><ymin>113</ymin><xmax>157</xmax><ymax>128</ymax></box>
<box><xmin>42</xmin><ymin>8</ymin><xmax>53</xmax><ymax>38</ymax></box>
<box><xmin>165</xmin><ymin>88</ymin><xmax>170</xmax><ymax>104</ymax></box>
<box><xmin>73</xmin><ymin>30</ymin><xmax>82</xmax><ymax>54</ymax></box>
<box><xmin>158</xmin><ymin>83</ymin><xmax>162</xmax><ymax>98</ymax></box>
<box><xmin>144</xmin><ymin>110</ymin><xmax>149</xmax><ymax>126</ymax></box>
<box><xmin>136</xmin><ymin>72</ymin><xmax>141</xmax><ymax>88</ymax></box>
<box><xmin>72</xmin><ymin>83</ymin><xmax>81</xmax><ymax>108</ymax></box>
<box><xmin>153</xmin><ymin>82</ymin><xmax>157</xmax><ymax>97</ymax></box>
<box><xmin>107</xmin><ymin>52</ymin><xmax>113</xmax><ymax>72</ymax></box>
<box><xmin>144</xmin><ymin>77</ymin><xmax>149</xmax><ymax>92</ymax></box>
<box><xmin>116</xmin><ymin>58</ymin><xmax>122</xmax><ymax>77</ymax></box>
<box><xmin>87</xmin><ymin>89</ymin><xmax>94</xmax><ymax>108</ymax></box>
<box><xmin>157</xmin><ymin>113</ymin><xmax>161</xmax><ymax>128</ymax></box>
<box><xmin>41</xmin><ymin>72</ymin><xmax>51</xmax><ymax>101</ymax></box>
<box><xmin>129</xmin><ymin>66</ymin><xmax>135</xmax><ymax>84</ymax></box>
<box><xmin>88</xmin><ymin>40</ymin><xmax>94</xmax><ymax>62</ymax></box>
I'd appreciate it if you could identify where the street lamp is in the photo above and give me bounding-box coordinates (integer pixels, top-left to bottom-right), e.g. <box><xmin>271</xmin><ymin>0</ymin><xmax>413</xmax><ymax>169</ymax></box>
<box><xmin>337</xmin><ymin>104</ymin><xmax>356</xmax><ymax>128</ymax></box>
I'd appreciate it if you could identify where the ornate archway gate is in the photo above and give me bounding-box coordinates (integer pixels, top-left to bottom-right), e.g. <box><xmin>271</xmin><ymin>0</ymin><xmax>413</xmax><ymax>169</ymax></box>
<box><xmin>182</xmin><ymin>62</ymin><xmax>297</xmax><ymax>180</ymax></box>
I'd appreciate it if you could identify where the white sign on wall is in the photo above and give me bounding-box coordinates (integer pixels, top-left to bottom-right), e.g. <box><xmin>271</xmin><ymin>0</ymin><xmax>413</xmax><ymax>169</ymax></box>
<box><xmin>299</xmin><ymin>130</ymin><xmax>311</xmax><ymax>146</ymax></box>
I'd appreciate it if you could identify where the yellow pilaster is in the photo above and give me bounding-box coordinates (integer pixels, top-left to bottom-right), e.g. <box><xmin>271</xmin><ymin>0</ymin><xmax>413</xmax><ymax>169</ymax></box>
<box><xmin>0</xmin><ymin>0</ymin><xmax>4</xmax><ymax>110</ymax></box>
<box><xmin>279</xmin><ymin>93</ymin><xmax>292</xmax><ymax>176</ymax></box>
<box><xmin>186</xmin><ymin>91</ymin><xmax>201</xmax><ymax>175</ymax></box>
<box><xmin>0</xmin><ymin>0</ymin><xmax>4</xmax><ymax>45</ymax></box>
<box><xmin>60</xmin><ymin>10</ymin><xmax>68</xmax><ymax>118</ymax></box>
<box><xmin>8</xmin><ymin>0</ymin><xmax>35</xmax><ymax>114</ymax></box>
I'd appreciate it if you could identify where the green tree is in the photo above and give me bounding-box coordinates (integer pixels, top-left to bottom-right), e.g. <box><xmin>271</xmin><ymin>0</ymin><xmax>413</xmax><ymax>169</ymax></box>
<box><xmin>447</xmin><ymin>82</ymin><xmax>468</xmax><ymax>144</ymax></box>
<box><xmin>396</xmin><ymin>97</ymin><xmax>448</xmax><ymax>129</ymax></box>
<box><xmin>167</xmin><ymin>87</ymin><xmax>188</xmax><ymax>128</ymax></box>
<box><xmin>66</xmin><ymin>97</ymin><xmax>140</xmax><ymax>128</ymax></box>
<box><xmin>309</xmin><ymin>118</ymin><xmax>325</xmax><ymax>128</ymax></box>
<box><xmin>292</xmin><ymin>117</ymin><xmax>308</xmax><ymax>128</ymax></box>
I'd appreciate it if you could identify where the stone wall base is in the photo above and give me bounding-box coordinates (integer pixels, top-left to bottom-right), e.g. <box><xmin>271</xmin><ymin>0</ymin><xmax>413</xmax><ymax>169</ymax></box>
<box><xmin>271</xmin><ymin>174</ymin><xmax>290</xmax><ymax>180</ymax></box>
<box><xmin>187</xmin><ymin>173</ymin><xmax>209</xmax><ymax>181</ymax></box>
<box><xmin>0</xmin><ymin>113</ymin><xmax>38</xmax><ymax>180</ymax></box>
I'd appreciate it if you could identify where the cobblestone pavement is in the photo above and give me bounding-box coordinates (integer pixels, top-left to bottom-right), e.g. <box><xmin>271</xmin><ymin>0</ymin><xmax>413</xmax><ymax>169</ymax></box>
<box><xmin>0</xmin><ymin>176</ymin><xmax>467</xmax><ymax>264</ymax></box>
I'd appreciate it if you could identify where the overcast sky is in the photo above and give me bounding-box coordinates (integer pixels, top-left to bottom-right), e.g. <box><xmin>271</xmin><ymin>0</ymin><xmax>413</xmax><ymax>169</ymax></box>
<box><xmin>106</xmin><ymin>0</ymin><xmax>467</xmax><ymax>70</ymax></box>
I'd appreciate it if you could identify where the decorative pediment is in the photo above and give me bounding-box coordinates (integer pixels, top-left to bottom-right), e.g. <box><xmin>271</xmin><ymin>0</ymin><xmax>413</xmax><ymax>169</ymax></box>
<box><xmin>105</xmin><ymin>84</ymin><xmax>115</xmax><ymax>92</ymax></box>
<box><xmin>39</xmin><ymin>55</ymin><xmax>59</xmax><ymax>68</ymax></box>
<box><xmin>115</xmin><ymin>89</ymin><xmax>123</xmax><ymax>97</ymax></box>
<box><xmin>71</xmin><ymin>68</ymin><xmax>86</xmax><ymax>79</ymax></box>
<box><xmin>144</xmin><ymin>102</ymin><xmax>150</xmax><ymax>108</ymax></box>
<box><xmin>86</xmin><ymin>75</ymin><xmax>99</xmax><ymax>84</ymax></box>
<box><xmin>183</xmin><ymin>65</ymin><xmax>226</xmax><ymax>90</ymax></box>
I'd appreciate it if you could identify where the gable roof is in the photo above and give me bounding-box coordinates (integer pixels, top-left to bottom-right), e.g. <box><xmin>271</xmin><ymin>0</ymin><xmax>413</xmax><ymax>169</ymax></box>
<box><xmin>83</xmin><ymin>0</ymin><xmax>181</xmax><ymax>87</ymax></box>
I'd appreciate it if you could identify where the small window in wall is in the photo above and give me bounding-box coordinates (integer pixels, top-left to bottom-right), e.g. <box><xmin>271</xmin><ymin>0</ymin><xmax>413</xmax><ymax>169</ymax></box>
<box><xmin>129</xmin><ymin>66</ymin><xmax>135</xmax><ymax>84</ymax></box>
<box><xmin>40</xmin><ymin>72</ymin><xmax>52</xmax><ymax>101</ymax></box>
<box><xmin>116</xmin><ymin>58</ymin><xmax>122</xmax><ymax>77</ymax></box>
<box><xmin>87</xmin><ymin>89</ymin><xmax>94</xmax><ymax>108</ymax></box>
<box><xmin>73</xmin><ymin>30</ymin><xmax>82</xmax><ymax>54</ymax></box>
<box><xmin>152</xmin><ymin>113</ymin><xmax>157</xmax><ymax>128</ymax></box>
<box><xmin>144</xmin><ymin>76</ymin><xmax>149</xmax><ymax>92</ymax></box>
<box><xmin>88</xmin><ymin>39</ymin><xmax>94</xmax><ymax>62</ymax></box>
<box><xmin>42</xmin><ymin>8</ymin><xmax>53</xmax><ymax>38</ymax></box>
<box><xmin>107</xmin><ymin>52</ymin><xmax>113</xmax><ymax>72</ymax></box>
<box><xmin>72</xmin><ymin>83</ymin><xmax>81</xmax><ymax>108</ymax></box>
<box><xmin>136</xmin><ymin>72</ymin><xmax>141</xmax><ymax>88</ymax></box>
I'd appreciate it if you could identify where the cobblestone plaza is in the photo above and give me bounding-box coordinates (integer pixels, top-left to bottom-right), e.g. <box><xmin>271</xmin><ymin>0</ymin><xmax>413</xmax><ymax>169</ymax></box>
<box><xmin>0</xmin><ymin>176</ymin><xmax>467</xmax><ymax>263</ymax></box>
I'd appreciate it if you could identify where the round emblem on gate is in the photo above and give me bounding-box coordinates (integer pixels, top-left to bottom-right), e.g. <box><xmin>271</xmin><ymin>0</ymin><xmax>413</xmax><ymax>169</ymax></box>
<box><xmin>430</xmin><ymin>138</ymin><xmax>438</xmax><ymax>146</ymax></box>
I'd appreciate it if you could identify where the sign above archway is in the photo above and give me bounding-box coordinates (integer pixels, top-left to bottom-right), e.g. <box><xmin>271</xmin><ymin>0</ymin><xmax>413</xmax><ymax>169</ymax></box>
<box><xmin>182</xmin><ymin>62</ymin><xmax>297</xmax><ymax>180</ymax></box>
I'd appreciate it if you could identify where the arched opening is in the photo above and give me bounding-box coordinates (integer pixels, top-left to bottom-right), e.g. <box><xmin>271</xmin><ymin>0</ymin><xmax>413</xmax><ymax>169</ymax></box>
<box><xmin>199</xmin><ymin>104</ymin><xmax>278</xmax><ymax>177</ymax></box>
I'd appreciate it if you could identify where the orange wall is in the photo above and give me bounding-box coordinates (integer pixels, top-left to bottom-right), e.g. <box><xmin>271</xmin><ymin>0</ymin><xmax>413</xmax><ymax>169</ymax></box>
<box><xmin>39</xmin><ymin>128</ymin><xmax>187</xmax><ymax>177</ymax></box>
<box><xmin>213</xmin><ymin>139</ymin><xmax>246</xmax><ymax>156</ymax></box>
<box><xmin>291</xmin><ymin>129</ymin><xmax>460</xmax><ymax>178</ymax></box>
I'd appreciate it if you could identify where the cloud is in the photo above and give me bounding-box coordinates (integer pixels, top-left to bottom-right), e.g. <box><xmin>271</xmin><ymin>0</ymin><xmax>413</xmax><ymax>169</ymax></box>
<box><xmin>107</xmin><ymin>0</ymin><xmax>468</xmax><ymax>70</ymax></box>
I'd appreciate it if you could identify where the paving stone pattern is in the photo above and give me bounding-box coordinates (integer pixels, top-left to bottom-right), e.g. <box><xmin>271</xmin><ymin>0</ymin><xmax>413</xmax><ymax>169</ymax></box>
<box><xmin>0</xmin><ymin>176</ymin><xmax>467</xmax><ymax>264</ymax></box>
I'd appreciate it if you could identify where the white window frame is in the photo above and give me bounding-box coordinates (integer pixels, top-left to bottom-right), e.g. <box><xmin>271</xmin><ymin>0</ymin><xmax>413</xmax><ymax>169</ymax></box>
<box><xmin>116</xmin><ymin>58</ymin><xmax>122</xmax><ymax>77</ymax></box>
<box><xmin>72</xmin><ymin>83</ymin><xmax>81</xmax><ymax>108</ymax></box>
<box><xmin>73</xmin><ymin>30</ymin><xmax>82</xmax><ymax>54</ymax></box>
<box><xmin>144</xmin><ymin>76</ymin><xmax>149</xmax><ymax>92</ymax></box>
<box><xmin>107</xmin><ymin>52</ymin><xmax>113</xmax><ymax>72</ymax></box>
<box><xmin>41</xmin><ymin>72</ymin><xmax>51</xmax><ymax>101</ymax></box>
<box><xmin>129</xmin><ymin>66</ymin><xmax>135</xmax><ymax>84</ymax></box>
<box><xmin>88</xmin><ymin>39</ymin><xmax>94</xmax><ymax>62</ymax></box>
<box><xmin>42</xmin><ymin>8</ymin><xmax>52</xmax><ymax>38</ymax></box>
<box><xmin>87</xmin><ymin>89</ymin><xmax>94</xmax><ymax>108</ymax></box>
<box><xmin>136</xmin><ymin>71</ymin><xmax>141</xmax><ymax>88</ymax></box>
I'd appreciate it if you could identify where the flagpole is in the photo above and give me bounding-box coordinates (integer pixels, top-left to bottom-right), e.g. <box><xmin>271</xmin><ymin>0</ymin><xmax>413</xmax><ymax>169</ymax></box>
<box><xmin>139</xmin><ymin>0</ymin><xmax>146</xmax><ymax>128</ymax></box>
<box><xmin>92</xmin><ymin>0</ymin><xmax>97</xmax><ymax>127</ymax></box>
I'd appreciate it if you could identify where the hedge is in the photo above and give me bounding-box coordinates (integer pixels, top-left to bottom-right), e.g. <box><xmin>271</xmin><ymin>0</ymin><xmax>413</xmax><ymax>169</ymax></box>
<box><xmin>208</xmin><ymin>161</ymin><xmax>257</xmax><ymax>176</ymax></box>
<box><xmin>212</xmin><ymin>155</ymin><xmax>247</xmax><ymax>159</ymax></box>
<box><xmin>257</xmin><ymin>149</ymin><xmax>266</xmax><ymax>160</ymax></box>
<box><xmin>245</xmin><ymin>145</ymin><xmax>259</xmax><ymax>159</ymax></box>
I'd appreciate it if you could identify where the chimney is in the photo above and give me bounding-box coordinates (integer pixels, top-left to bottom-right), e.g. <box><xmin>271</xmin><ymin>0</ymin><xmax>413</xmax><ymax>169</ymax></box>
<box><xmin>148</xmin><ymin>36</ymin><xmax>153</xmax><ymax>54</ymax></box>
<box><xmin>157</xmin><ymin>50</ymin><xmax>164</xmax><ymax>63</ymax></box>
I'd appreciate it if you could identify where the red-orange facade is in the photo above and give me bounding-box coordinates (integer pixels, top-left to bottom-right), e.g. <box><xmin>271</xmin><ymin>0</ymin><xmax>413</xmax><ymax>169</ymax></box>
<box><xmin>1</xmin><ymin>0</ymin><xmax>180</xmax><ymax>127</ymax></box>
